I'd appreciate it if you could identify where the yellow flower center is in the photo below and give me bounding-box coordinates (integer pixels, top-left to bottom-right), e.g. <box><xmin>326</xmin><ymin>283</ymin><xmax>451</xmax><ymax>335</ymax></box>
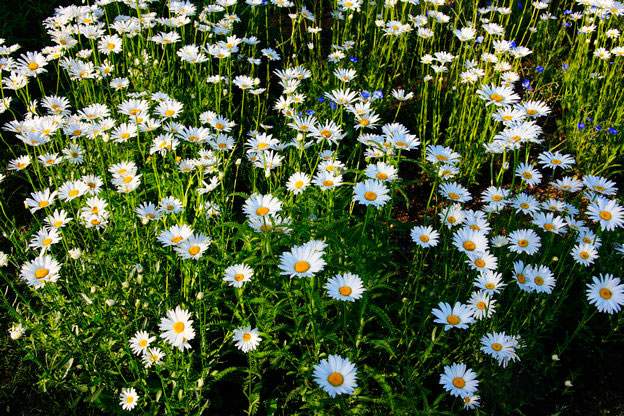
<box><xmin>489</xmin><ymin>93</ymin><xmax>503</xmax><ymax>102</ymax></box>
<box><xmin>491</xmin><ymin>342</ymin><xmax>503</xmax><ymax>351</ymax></box>
<box><xmin>448</xmin><ymin>192</ymin><xmax>460</xmax><ymax>200</ymax></box>
<box><xmin>474</xmin><ymin>258</ymin><xmax>486</xmax><ymax>268</ymax></box>
<box><xmin>294</xmin><ymin>261</ymin><xmax>310</xmax><ymax>273</ymax></box>
<box><xmin>452</xmin><ymin>377</ymin><xmax>466</xmax><ymax>388</ymax></box>
<box><xmin>551</xmin><ymin>159</ymin><xmax>561</xmax><ymax>165</ymax></box>
<box><xmin>491</xmin><ymin>194</ymin><xmax>503</xmax><ymax>202</ymax></box>
<box><xmin>419</xmin><ymin>235</ymin><xmax>430</xmax><ymax>243</ymax></box>
<box><xmin>527</xmin><ymin>108</ymin><xmax>538</xmax><ymax>115</ymax></box>
<box><xmin>188</xmin><ymin>245</ymin><xmax>201</xmax><ymax>256</ymax></box>
<box><xmin>138</xmin><ymin>339</ymin><xmax>148</xmax><ymax>348</ymax></box>
<box><xmin>173</xmin><ymin>321</ymin><xmax>185</xmax><ymax>334</ymax></box>
<box><xmin>518</xmin><ymin>239</ymin><xmax>529</xmax><ymax>248</ymax></box>
<box><xmin>534</xmin><ymin>276</ymin><xmax>544</xmax><ymax>286</ymax></box>
<box><xmin>599</xmin><ymin>211</ymin><xmax>612</xmax><ymax>221</ymax></box>
<box><xmin>256</xmin><ymin>207</ymin><xmax>270</xmax><ymax>216</ymax></box>
<box><xmin>320</xmin><ymin>129</ymin><xmax>332</xmax><ymax>138</ymax></box>
<box><xmin>214</xmin><ymin>122</ymin><xmax>224</xmax><ymax>130</ymax></box>
<box><xmin>376</xmin><ymin>172</ymin><xmax>388</xmax><ymax>180</ymax></box>
<box><xmin>327</xmin><ymin>372</ymin><xmax>344</xmax><ymax>387</ymax></box>
<box><xmin>463</xmin><ymin>241</ymin><xmax>476</xmax><ymax>251</ymax></box>
<box><xmin>35</xmin><ymin>268</ymin><xmax>49</xmax><ymax>279</ymax></box>
<box><xmin>364</xmin><ymin>191</ymin><xmax>377</xmax><ymax>201</ymax></box>
<box><xmin>53</xmin><ymin>220</ymin><xmax>63</xmax><ymax>228</ymax></box>
<box><xmin>38</xmin><ymin>200</ymin><xmax>49</xmax><ymax>208</ymax></box>
<box><xmin>68</xmin><ymin>189</ymin><xmax>79</xmax><ymax>198</ymax></box>
<box><xmin>599</xmin><ymin>287</ymin><xmax>613</xmax><ymax>300</ymax></box>
<box><xmin>520</xmin><ymin>202</ymin><xmax>529</xmax><ymax>209</ymax></box>
<box><xmin>579</xmin><ymin>251</ymin><xmax>590</xmax><ymax>260</ymax></box>
<box><xmin>42</xmin><ymin>238</ymin><xmax>53</xmax><ymax>246</ymax></box>
<box><xmin>544</xmin><ymin>223</ymin><xmax>554</xmax><ymax>231</ymax></box>
<box><xmin>234</xmin><ymin>273</ymin><xmax>245</xmax><ymax>282</ymax></box>
<box><xmin>448</xmin><ymin>216</ymin><xmax>457</xmax><ymax>224</ymax></box>
<box><xmin>446</xmin><ymin>314</ymin><xmax>460</xmax><ymax>325</ymax></box>
<box><xmin>294</xmin><ymin>180</ymin><xmax>304</xmax><ymax>189</ymax></box>
<box><xmin>339</xmin><ymin>286</ymin><xmax>353</xmax><ymax>296</ymax></box>
<box><xmin>164</xmin><ymin>109</ymin><xmax>175</xmax><ymax>117</ymax></box>
<box><xmin>28</xmin><ymin>62</ymin><xmax>40</xmax><ymax>71</ymax></box>
<box><xmin>517</xmin><ymin>273</ymin><xmax>526</xmax><ymax>284</ymax></box>
<box><xmin>476</xmin><ymin>301</ymin><xmax>486</xmax><ymax>310</ymax></box>
<box><xmin>322</xmin><ymin>180</ymin><xmax>334</xmax><ymax>187</ymax></box>
<box><xmin>485</xmin><ymin>282</ymin><xmax>495</xmax><ymax>290</ymax></box>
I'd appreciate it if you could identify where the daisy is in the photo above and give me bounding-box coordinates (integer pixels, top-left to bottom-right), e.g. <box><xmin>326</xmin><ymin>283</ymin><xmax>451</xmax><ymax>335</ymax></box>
<box><xmin>20</xmin><ymin>255</ymin><xmax>61</xmax><ymax>289</ymax></box>
<box><xmin>468</xmin><ymin>291</ymin><xmax>496</xmax><ymax>320</ymax></box>
<box><xmin>313</xmin><ymin>355</ymin><xmax>358</xmax><ymax>398</ymax></box>
<box><xmin>325</xmin><ymin>273</ymin><xmax>365</xmax><ymax>302</ymax></box>
<box><xmin>119</xmin><ymin>387</ymin><xmax>139</xmax><ymax>411</ymax></box>
<box><xmin>475</xmin><ymin>270</ymin><xmax>506</xmax><ymax>294</ymax></box>
<box><xmin>571</xmin><ymin>243</ymin><xmax>598</xmax><ymax>266</ymax></box>
<box><xmin>313</xmin><ymin>171</ymin><xmax>343</xmax><ymax>190</ymax></box>
<box><xmin>512</xmin><ymin>193</ymin><xmax>540</xmax><ymax>216</ymax></box>
<box><xmin>45</xmin><ymin>209</ymin><xmax>72</xmax><ymax>229</ymax></box>
<box><xmin>174</xmin><ymin>234</ymin><xmax>211</xmax><ymax>260</ymax></box>
<box><xmin>24</xmin><ymin>188</ymin><xmax>57</xmax><ymax>213</ymax></box>
<box><xmin>452</xmin><ymin>228</ymin><xmax>488</xmax><ymax>254</ymax></box>
<box><xmin>515</xmin><ymin>163</ymin><xmax>542</xmax><ymax>186</ymax></box>
<box><xmin>279</xmin><ymin>242</ymin><xmax>326</xmax><ymax>278</ymax></box>
<box><xmin>286</xmin><ymin>172</ymin><xmax>311</xmax><ymax>195</ymax></box>
<box><xmin>129</xmin><ymin>330</ymin><xmax>155</xmax><ymax>356</ymax></box>
<box><xmin>58</xmin><ymin>180</ymin><xmax>89</xmax><ymax>201</ymax></box>
<box><xmin>136</xmin><ymin>202</ymin><xmax>162</xmax><ymax>222</ymax></box>
<box><xmin>583</xmin><ymin>175</ymin><xmax>617</xmax><ymax>196</ymax></box>
<box><xmin>353</xmin><ymin>179</ymin><xmax>391</xmax><ymax>207</ymax></box>
<box><xmin>159</xmin><ymin>306</ymin><xmax>195</xmax><ymax>351</ymax></box>
<box><xmin>586</xmin><ymin>197</ymin><xmax>624</xmax><ymax>231</ymax></box>
<box><xmin>527</xmin><ymin>265</ymin><xmax>556</xmax><ymax>294</ymax></box>
<box><xmin>477</xmin><ymin>83</ymin><xmax>520</xmax><ymax>106</ymax></box>
<box><xmin>243</xmin><ymin>193</ymin><xmax>282</xmax><ymax>219</ymax></box>
<box><xmin>480</xmin><ymin>332</ymin><xmax>521</xmax><ymax>367</ymax></box>
<box><xmin>142</xmin><ymin>347</ymin><xmax>165</xmax><ymax>368</ymax></box>
<box><xmin>508</xmin><ymin>229</ymin><xmax>541</xmax><ymax>255</ymax></box>
<box><xmin>432</xmin><ymin>302</ymin><xmax>475</xmax><ymax>331</ymax></box>
<box><xmin>29</xmin><ymin>227</ymin><xmax>61</xmax><ymax>252</ymax></box>
<box><xmin>586</xmin><ymin>274</ymin><xmax>624</xmax><ymax>314</ymax></box>
<box><xmin>426</xmin><ymin>145</ymin><xmax>461</xmax><ymax>165</ymax></box>
<box><xmin>155</xmin><ymin>99</ymin><xmax>183</xmax><ymax>119</ymax></box>
<box><xmin>410</xmin><ymin>225</ymin><xmax>440</xmax><ymax>248</ymax></box>
<box><xmin>439</xmin><ymin>182</ymin><xmax>472</xmax><ymax>203</ymax></box>
<box><xmin>440</xmin><ymin>204</ymin><xmax>465</xmax><ymax>228</ymax></box>
<box><xmin>364</xmin><ymin>161</ymin><xmax>397</xmax><ymax>182</ymax></box>
<box><xmin>233</xmin><ymin>327</ymin><xmax>262</xmax><ymax>353</ymax></box>
<box><xmin>223</xmin><ymin>264</ymin><xmax>254</xmax><ymax>288</ymax></box>
<box><xmin>439</xmin><ymin>363</ymin><xmax>479</xmax><ymax>398</ymax></box>
<box><xmin>538</xmin><ymin>151</ymin><xmax>575</xmax><ymax>171</ymax></box>
<box><xmin>159</xmin><ymin>196</ymin><xmax>184</xmax><ymax>214</ymax></box>
<box><xmin>466</xmin><ymin>251</ymin><xmax>498</xmax><ymax>272</ymax></box>
<box><xmin>532</xmin><ymin>212</ymin><xmax>567</xmax><ymax>235</ymax></box>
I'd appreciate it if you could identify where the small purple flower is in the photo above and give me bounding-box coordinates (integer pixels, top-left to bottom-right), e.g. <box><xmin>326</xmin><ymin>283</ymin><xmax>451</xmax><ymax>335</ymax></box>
<box><xmin>361</xmin><ymin>90</ymin><xmax>371</xmax><ymax>99</ymax></box>
<box><xmin>536</xmin><ymin>65</ymin><xmax>544</xmax><ymax>73</ymax></box>
<box><xmin>329</xmin><ymin>101</ymin><xmax>337</xmax><ymax>110</ymax></box>
<box><xmin>562</xmin><ymin>63</ymin><xmax>569</xmax><ymax>70</ymax></box>
<box><xmin>578</xmin><ymin>122</ymin><xmax>585</xmax><ymax>130</ymax></box>
<box><xmin>349</xmin><ymin>56</ymin><xmax>358</xmax><ymax>63</ymax></box>
<box><xmin>595</xmin><ymin>124</ymin><xmax>602</xmax><ymax>132</ymax></box>
<box><xmin>372</xmin><ymin>90</ymin><xmax>383</xmax><ymax>99</ymax></box>
<box><xmin>510</xmin><ymin>40</ymin><xmax>517</xmax><ymax>48</ymax></box>
<box><xmin>306</xmin><ymin>109</ymin><xmax>315</xmax><ymax>116</ymax></box>
<box><xmin>476</xmin><ymin>36</ymin><xmax>484</xmax><ymax>44</ymax></box>
<box><xmin>317</xmin><ymin>96</ymin><xmax>325</xmax><ymax>103</ymax></box>
<box><xmin>608</xmin><ymin>127</ymin><xmax>618</xmax><ymax>135</ymax></box>
<box><xmin>522</xmin><ymin>79</ymin><xmax>531</xmax><ymax>89</ymax></box>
